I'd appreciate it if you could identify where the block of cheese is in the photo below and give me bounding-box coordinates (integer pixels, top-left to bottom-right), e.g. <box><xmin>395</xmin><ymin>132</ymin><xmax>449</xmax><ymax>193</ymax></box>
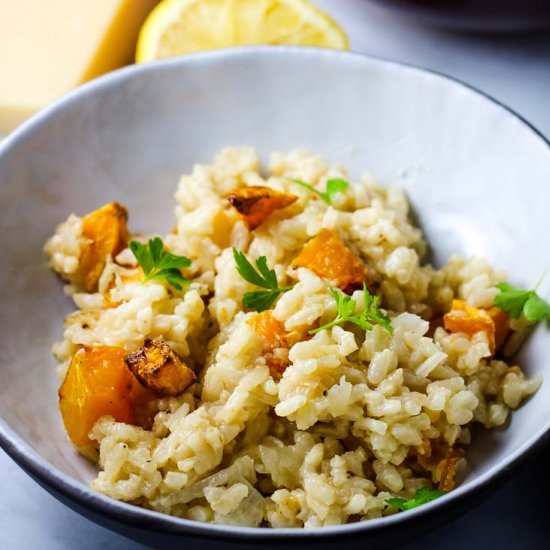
<box><xmin>0</xmin><ymin>0</ymin><xmax>159</xmax><ymax>133</ymax></box>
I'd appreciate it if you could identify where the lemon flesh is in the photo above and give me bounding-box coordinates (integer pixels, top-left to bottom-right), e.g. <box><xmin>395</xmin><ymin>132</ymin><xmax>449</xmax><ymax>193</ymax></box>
<box><xmin>136</xmin><ymin>0</ymin><xmax>349</xmax><ymax>62</ymax></box>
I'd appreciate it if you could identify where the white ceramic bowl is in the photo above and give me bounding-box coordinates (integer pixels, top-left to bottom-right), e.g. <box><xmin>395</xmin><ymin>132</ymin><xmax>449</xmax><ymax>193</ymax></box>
<box><xmin>1</xmin><ymin>47</ymin><xmax>549</xmax><ymax>547</ymax></box>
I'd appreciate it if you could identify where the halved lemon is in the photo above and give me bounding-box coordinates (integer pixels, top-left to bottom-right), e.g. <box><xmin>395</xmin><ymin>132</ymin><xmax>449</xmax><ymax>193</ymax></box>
<box><xmin>136</xmin><ymin>0</ymin><xmax>349</xmax><ymax>62</ymax></box>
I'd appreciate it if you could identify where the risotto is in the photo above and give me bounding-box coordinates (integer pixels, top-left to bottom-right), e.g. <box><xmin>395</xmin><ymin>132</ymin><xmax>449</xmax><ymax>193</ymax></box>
<box><xmin>44</xmin><ymin>148</ymin><xmax>542</xmax><ymax>528</ymax></box>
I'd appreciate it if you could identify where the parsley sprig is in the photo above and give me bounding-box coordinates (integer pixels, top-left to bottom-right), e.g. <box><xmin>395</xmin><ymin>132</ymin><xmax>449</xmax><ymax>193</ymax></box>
<box><xmin>494</xmin><ymin>274</ymin><xmax>550</xmax><ymax>323</ymax></box>
<box><xmin>129</xmin><ymin>237</ymin><xmax>191</xmax><ymax>291</ymax></box>
<box><xmin>289</xmin><ymin>178</ymin><xmax>349</xmax><ymax>205</ymax></box>
<box><xmin>309</xmin><ymin>284</ymin><xmax>393</xmax><ymax>335</ymax></box>
<box><xmin>232</xmin><ymin>248</ymin><xmax>293</xmax><ymax>312</ymax></box>
<box><xmin>386</xmin><ymin>487</ymin><xmax>447</xmax><ymax>511</ymax></box>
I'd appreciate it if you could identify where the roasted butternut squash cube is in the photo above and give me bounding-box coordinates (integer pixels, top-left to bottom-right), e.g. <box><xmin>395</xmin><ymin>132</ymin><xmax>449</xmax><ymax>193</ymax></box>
<box><xmin>80</xmin><ymin>202</ymin><xmax>129</xmax><ymax>292</ymax></box>
<box><xmin>443</xmin><ymin>299</ymin><xmax>496</xmax><ymax>352</ymax></box>
<box><xmin>291</xmin><ymin>229</ymin><xmax>367</xmax><ymax>292</ymax></box>
<box><xmin>247</xmin><ymin>310</ymin><xmax>307</xmax><ymax>349</ymax></box>
<box><xmin>124</xmin><ymin>338</ymin><xmax>196</xmax><ymax>396</ymax></box>
<box><xmin>103</xmin><ymin>268</ymin><xmax>143</xmax><ymax>309</ymax></box>
<box><xmin>58</xmin><ymin>345</ymin><xmax>154</xmax><ymax>449</ymax></box>
<box><xmin>247</xmin><ymin>311</ymin><xmax>308</xmax><ymax>379</ymax></box>
<box><xmin>224</xmin><ymin>185</ymin><xmax>298</xmax><ymax>230</ymax></box>
<box><xmin>486</xmin><ymin>306</ymin><xmax>510</xmax><ymax>352</ymax></box>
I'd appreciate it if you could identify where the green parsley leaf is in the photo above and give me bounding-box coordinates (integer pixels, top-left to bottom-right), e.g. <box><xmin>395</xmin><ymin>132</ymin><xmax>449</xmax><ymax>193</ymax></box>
<box><xmin>148</xmin><ymin>236</ymin><xmax>163</xmax><ymax>265</ymax></box>
<box><xmin>255</xmin><ymin>255</ymin><xmax>279</xmax><ymax>288</ymax></box>
<box><xmin>156</xmin><ymin>250</ymin><xmax>191</xmax><ymax>271</ymax></box>
<box><xmin>325</xmin><ymin>178</ymin><xmax>349</xmax><ymax>200</ymax></box>
<box><xmin>233</xmin><ymin>248</ymin><xmax>293</xmax><ymax>312</ymax></box>
<box><xmin>494</xmin><ymin>278</ymin><xmax>550</xmax><ymax>323</ymax></box>
<box><xmin>129</xmin><ymin>240</ymin><xmax>154</xmax><ymax>274</ymax></box>
<box><xmin>524</xmin><ymin>293</ymin><xmax>550</xmax><ymax>323</ymax></box>
<box><xmin>386</xmin><ymin>487</ymin><xmax>447</xmax><ymax>511</ymax></box>
<box><xmin>129</xmin><ymin>237</ymin><xmax>191</xmax><ymax>292</ymax></box>
<box><xmin>309</xmin><ymin>283</ymin><xmax>393</xmax><ymax>335</ymax></box>
<box><xmin>242</xmin><ymin>289</ymin><xmax>283</xmax><ymax>312</ymax></box>
<box><xmin>289</xmin><ymin>177</ymin><xmax>349</xmax><ymax>205</ymax></box>
<box><xmin>233</xmin><ymin>248</ymin><xmax>271</xmax><ymax>289</ymax></box>
<box><xmin>233</xmin><ymin>248</ymin><xmax>294</xmax><ymax>311</ymax></box>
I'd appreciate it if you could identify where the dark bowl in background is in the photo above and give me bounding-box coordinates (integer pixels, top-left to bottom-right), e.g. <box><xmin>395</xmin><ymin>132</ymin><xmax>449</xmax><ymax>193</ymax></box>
<box><xmin>364</xmin><ymin>0</ymin><xmax>550</xmax><ymax>32</ymax></box>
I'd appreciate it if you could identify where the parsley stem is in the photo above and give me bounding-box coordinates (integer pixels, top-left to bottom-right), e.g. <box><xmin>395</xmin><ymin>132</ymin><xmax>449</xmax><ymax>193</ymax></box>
<box><xmin>233</xmin><ymin>248</ymin><xmax>294</xmax><ymax>312</ymax></box>
<box><xmin>534</xmin><ymin>270</ymin><xmax>547</xmax><ymax>291</ymax></box>
<box><xmin>309</xmin><ymin>285</ymin><xmax>392</xmax><ymax>335</ymax></box>
<box><xmin>288</xmin><ymin>178</ymin><xmax>349</xmax><ymax>206</ymax></box>
<box><xmin>309</xmin><ymin>318</ymin><xmax>342</xmax><ymax>335</ymax></box>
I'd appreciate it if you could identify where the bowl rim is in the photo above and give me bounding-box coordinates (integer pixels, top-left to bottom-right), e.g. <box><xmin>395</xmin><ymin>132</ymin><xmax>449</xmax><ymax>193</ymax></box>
<box><xmin>1</xmin><ymin>45</ymin><xmax>549</xmax><ymax>541</ymax></box>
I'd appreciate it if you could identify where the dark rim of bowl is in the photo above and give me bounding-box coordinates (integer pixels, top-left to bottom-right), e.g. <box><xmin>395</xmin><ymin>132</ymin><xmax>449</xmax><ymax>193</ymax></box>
<box><xmin>0</xmin><ymin>46</ymin><xmax>549</xmax><ymax>541</ymax></box>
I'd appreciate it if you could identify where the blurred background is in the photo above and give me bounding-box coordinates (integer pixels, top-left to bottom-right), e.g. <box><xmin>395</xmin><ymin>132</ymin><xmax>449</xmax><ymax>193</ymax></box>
<box><xmin>1</xmin><ymin>0</ymin><xmax>550</xmax><ymax>548</ymax></box>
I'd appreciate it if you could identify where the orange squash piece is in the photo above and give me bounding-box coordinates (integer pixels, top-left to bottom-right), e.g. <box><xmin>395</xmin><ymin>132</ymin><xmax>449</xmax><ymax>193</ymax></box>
<box><xmin>248</xmin><ymin>311</ymin><xmax>306</xmax><ymax>349</ymax></box>
<box><xmin>247</xmin><ymin>311</ymin><xmax>308</xmax><ymax>379</ymax></box>
<box><xmin>80</xmin><ymin>202</ymin><xmax>129</xmax><ymax>292</ymax></box>
<box><xmin>291</xmin><ymin>229</ymin><xmax>367</xmax><ymax>292</ymax></box>
<box><xmin>224</xmin><ymin>185</ymin><xmax>298</xmax><ymax>230</ymax></box>
<box><xmin>103</xmin><ymin>269</ymin><xmax>143</xmax><ymax>309</ymax></box>
<box><xmin>124</xmin><ymin>338</ymin><xmax>196</xmax><ymax>397</ymax></box>
<box><xmin>443</xmin><ymin>299</ymin><xmax>496</xmax><ymax>352</ymax></box>
<box><xmin>486</xmin><ymin>306</ymin><xmax>510</xmax><ymax>352</ymax></box>
<box><xmin>58</xmin><ymin>345</ymin><xmax>154</xmax><ymax>448</ymax></box>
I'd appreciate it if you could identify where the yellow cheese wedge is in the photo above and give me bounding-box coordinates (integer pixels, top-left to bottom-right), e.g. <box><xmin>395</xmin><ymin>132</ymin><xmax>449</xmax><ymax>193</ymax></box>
<box><xmin>0</xmin><ymin>0</ymin><xmax>159</xmax><ymax>134</ymax></box>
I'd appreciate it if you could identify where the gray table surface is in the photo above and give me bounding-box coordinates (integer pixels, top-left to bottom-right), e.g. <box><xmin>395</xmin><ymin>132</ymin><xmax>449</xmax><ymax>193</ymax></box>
<box><xmin>2</xmin><ymin>1</ymin><xmax>550</xmax><ymax>548</ymax></box>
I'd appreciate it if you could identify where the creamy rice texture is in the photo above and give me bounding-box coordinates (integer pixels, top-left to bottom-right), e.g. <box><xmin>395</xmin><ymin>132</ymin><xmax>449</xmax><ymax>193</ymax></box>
<box><xmin>46</xmin><ymin>148</ymin><xmax>541</xmax><ymax>527</ymax></box>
